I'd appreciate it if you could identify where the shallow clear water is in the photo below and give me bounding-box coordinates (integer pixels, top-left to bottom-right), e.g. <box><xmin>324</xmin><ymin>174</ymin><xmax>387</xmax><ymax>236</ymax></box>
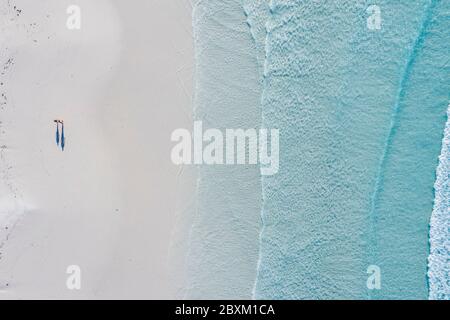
<box><xmin>185</xmin><ymin>0</ymin><xmax>262</xmax><ymax>299</ymax></box>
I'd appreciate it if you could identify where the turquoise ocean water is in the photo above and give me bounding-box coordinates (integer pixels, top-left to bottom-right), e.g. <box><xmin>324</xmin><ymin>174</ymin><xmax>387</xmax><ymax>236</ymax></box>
<box><xmin>189</xmin><ymin>0</ymin><xmax>450</xmax><ymax>299</ymax></box>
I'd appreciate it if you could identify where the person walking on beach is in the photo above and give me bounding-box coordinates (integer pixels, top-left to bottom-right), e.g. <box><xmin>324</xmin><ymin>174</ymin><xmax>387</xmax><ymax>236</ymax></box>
<box><xmin>54</xmin><ymin>119</ymin><xmax>65</xmax><ymax>151</ymax></box>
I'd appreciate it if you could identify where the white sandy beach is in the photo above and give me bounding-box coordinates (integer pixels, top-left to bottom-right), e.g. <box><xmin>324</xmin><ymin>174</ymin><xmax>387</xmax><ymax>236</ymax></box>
<box><xmin>0</xmin><ymin>0</ymin><xmax>194</xmax><ymax>299</ymax></box>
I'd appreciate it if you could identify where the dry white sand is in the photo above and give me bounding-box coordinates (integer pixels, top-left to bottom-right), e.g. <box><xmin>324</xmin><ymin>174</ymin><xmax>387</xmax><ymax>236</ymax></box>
<box><xmin>0</xmin><ymin>0</ymin><xmax>194</xmax><ymax>299</ymax></box>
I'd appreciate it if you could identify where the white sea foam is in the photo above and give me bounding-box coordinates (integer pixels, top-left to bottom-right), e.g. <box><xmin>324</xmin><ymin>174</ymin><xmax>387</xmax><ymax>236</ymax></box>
<box><xmin>428</xmin><ymin>105</ymin><xmax>450</xmax><ymax>300</ymax></box>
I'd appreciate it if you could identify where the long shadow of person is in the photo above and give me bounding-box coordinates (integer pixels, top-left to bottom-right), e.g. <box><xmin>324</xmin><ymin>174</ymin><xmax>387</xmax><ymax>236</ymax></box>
<box><xmin>61</xmin><ymin>121</ymin><xmax>65</xmax><ymax>151</ymax></box>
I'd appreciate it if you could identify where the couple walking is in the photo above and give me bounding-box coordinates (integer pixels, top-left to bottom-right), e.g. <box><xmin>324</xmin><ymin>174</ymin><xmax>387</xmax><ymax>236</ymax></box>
<box><xmin>54</xmin><ymin>120</ymin><xmax>65</xmax><ymax>151</ymax></box>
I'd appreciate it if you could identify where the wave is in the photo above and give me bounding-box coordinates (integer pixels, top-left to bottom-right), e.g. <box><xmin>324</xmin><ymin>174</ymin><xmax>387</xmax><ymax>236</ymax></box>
<box><xmin>428</xmin><ymin>105</ymin><xmax>450</xmax><ymax>300</ymax></box>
